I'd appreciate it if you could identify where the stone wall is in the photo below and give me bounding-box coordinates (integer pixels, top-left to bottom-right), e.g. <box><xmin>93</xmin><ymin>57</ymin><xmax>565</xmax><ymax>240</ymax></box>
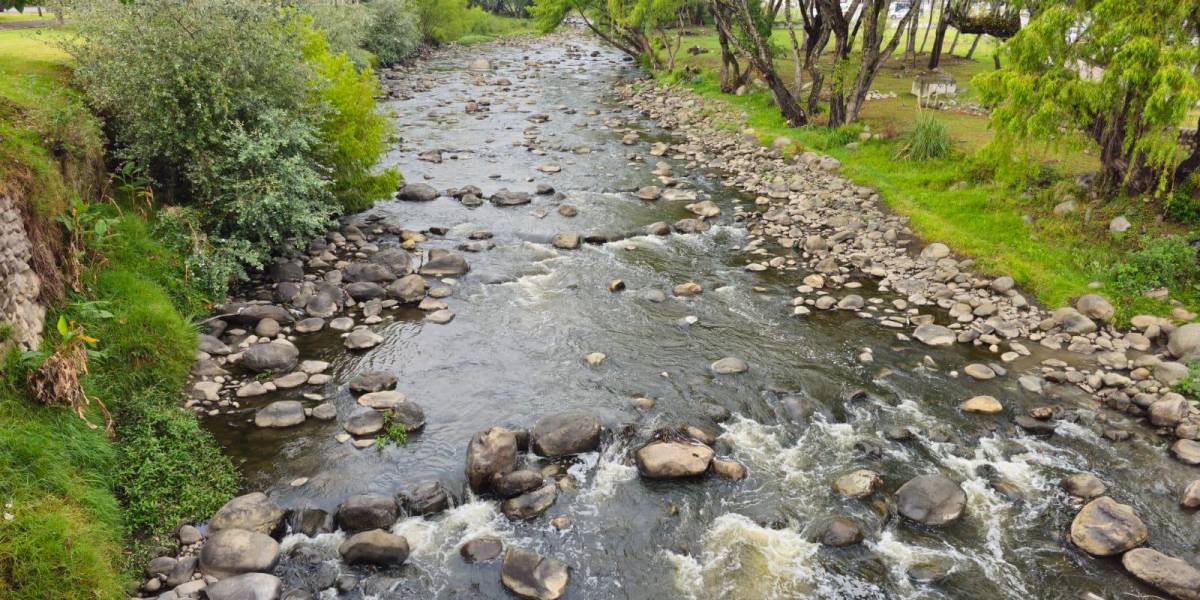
<box><xmin>0</xmin><ymin>194</ymin><xmax>45</xmax><ymax>351</ymax></box>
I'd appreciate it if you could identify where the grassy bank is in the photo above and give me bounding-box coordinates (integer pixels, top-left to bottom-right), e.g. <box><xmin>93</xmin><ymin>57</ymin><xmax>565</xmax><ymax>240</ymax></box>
<box><xmin>670</xmin><ymin>29</ymin><xmax>1199</xmax><ymax>322</ymax></box>
<box><xmin>0</xmin><ymin>27</ymin><xmax>236</xmax><ymax>599</ymax></box>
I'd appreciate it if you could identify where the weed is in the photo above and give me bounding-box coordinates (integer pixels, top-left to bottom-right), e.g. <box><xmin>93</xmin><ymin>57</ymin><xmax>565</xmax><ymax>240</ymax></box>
<box><xmin>375</xmin><ymin>412</ymin><xmax>409</xmax><ymax>449</ymax></box>
<box><xmin>896</xmin><ymin>112</ymin><xmax>951</xmax><ymax>161</ymax></box>
<box><xmin>1178</xmin><ymin>363</ymin><xmax>1200</xmax><ymax>402</ymax></box>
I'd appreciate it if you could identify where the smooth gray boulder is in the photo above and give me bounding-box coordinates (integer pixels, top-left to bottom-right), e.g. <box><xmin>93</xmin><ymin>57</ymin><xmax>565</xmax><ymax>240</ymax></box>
<box><xmin>1069</xmin><ymin>496</ymin><xmax>1147</xmax><ymax>556</ymax></box>
<box><xmin>255</xmin><ymin>401</ymin><xmax>306</xmax><ymax>429</ymax></box>
<box><xmin>419</xmin><ymin>249</ymin><xmax>469</xmax><ymax>276</ymax></box>
<box><xmin>500</xmin><ymin>548</ymin><xmax>570</xmax><ymax>600</ymax></box>
<box><xmin>894</xmin><ymin>475</ymin><xmax>967</xmax><ymax>525</ymax></box>
<box><xmin>204</xmin><ymin>573</ymin><xmax>283</xmax><ymax>600</ymax></box>
<box><xmin>465</xmin><ymin>427</ymin><xmax>518</xmax><ymax>493</ymax></box>
<box><xmin>398</xmin><ymin>182</ymin><xmax>438</xmax><ymax>202</ymax></box>
<box><xmin>1122</xmin><ymin>548</ymin><xmax>1200</xmax><ymax>600</ymax></box>
<box><xmin>531</xmin><ymin>411</ymin><xmax>601</xmax><ymax>457</ymax></box>
<box><xmin>635</xmin><ymin>440</ymin><xmax>714</xmax><ymax>478</ymax></box>
<box><xmin>338</xmin><ymin>529</ymin><xmax>410</xmax><ymax>566</ymax></box>
<box><xmin>198</xmin><ymin>529</ymin><xmax>280</xmax><ymax>579</ymax></box>
<box><xmin>336</xmin><ymin>494</ymin><xmax>398</xmax><ymax>532</ymax></box>
<box><xmin>208</xmin><ymin>492</ymin><xmax>284</xmax><ymax>536</ymax></box>
<box><xmin>240</xmin><ymin>341</ymin><xmax>299</xmax><ymax>372</ymax></box>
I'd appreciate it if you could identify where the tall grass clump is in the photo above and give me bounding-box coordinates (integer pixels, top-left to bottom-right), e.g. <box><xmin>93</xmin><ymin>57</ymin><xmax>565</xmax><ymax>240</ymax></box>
<box><xmin>897</xmin><ymin>112</ymin><xmax>951</xmax><ymax>161</ymax></box>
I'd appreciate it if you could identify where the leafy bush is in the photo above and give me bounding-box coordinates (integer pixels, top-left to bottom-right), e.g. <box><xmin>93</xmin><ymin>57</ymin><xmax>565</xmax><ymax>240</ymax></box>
<box><xmin>1109</xmin><ymin>235</ymin><xmax>1199</xmax><ymax>296</ymax></box>
<box><xmin>897</xmin><ymin>113</ymin><xmax>951</xmax><ymax>161</ymax></box>
<box><xmin>298</xmin><ymin>1</ymin><xmax>375</xmax><ymax>67</ymax></box>
<box><xmin>1178</xmin><ymin>363</ymin><xmax>1200</xmax><ymax>401</ymax></box>
<box><xmin>365</xmin><ymin>0</ymin><xmax>423</xmax><ymax>66</ymax></box>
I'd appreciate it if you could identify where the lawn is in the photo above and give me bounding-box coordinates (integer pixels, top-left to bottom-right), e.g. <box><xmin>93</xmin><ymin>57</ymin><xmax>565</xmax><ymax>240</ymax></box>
<box><xmin>670</xmin><ymin>26</ymin><xmax>1197</xmax><ymax>322</ymax></box>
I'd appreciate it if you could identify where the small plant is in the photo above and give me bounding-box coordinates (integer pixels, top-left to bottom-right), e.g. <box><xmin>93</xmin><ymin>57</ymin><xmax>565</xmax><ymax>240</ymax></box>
<box><xmin>896</xmin><ymin>112</ymin><xmax>951</xmax><ymax>161</ymax></box>
<box><xmin>56</xmin><ymin>199</ymin><xmax>121</xmax><ymax>291</ymax></box>
<box><xmin>375</xmin><ymin>412</ymin><xmax>409</xmax><ymax>449</ymax></box>
<box><xmin>23</xmin><ymin>315</ymin><xmax>113</xmax><ymax>434</ymax></box>
<box><xmin>1178</xmin><ymin>362</ymin><xmax>1200</xmax><ymax>402</ymax></box>
<box><xmin>1109</xmin><ymin>235</ymin><xmax>1199</xmax><ymax>296</ymax></box>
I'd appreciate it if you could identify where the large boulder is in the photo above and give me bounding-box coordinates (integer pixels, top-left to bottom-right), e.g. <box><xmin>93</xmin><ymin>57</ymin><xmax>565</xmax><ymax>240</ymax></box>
<box><xmin>1121</xmin><ymin>548</ymin><xmax>1200</xmax><ymax>600</ymax></box>
<box><xmin>198</xmin><ymin>334</ymin><xmax>232</xmax><ymax>356</ymax></box>
<box><xmin>255</xmin><ymin>401</ymin><xmax>306</xmax><ymax>429</ymax></box>
<box><xmin>1069</xmin><ymin>496</ymin><xmax>1148</xmax><ymax>556</ymax></box>
<box><xmin>465</xmin><ymin>427</ymin><xmax>519</xmax><ymax>493</ymax></box>
<box><xmin>336</xmin><ymin>494</ymin><xmax>399</xmax><ymax>532</ymax></box>
<box><xmin>345</xmin><ymin>281</ymin><xmax>387</xmax><ymax>302</ymax></box>
<box><xmin>635</xmin><ymin>440</ymin><xmax>714</xmax><ymax>478</ymax></box>
<box><xmin>495</xmin><ymin>470</ymin><xmax>545</xmax><ymax>499</ymax></box>
<box><xmin>501</xmin><ymin>483</ymin><xmax>558</xmax><ymax>520</ymax></box>
<box><xmin>199</xmin><ymin>529</ymin><xmax>280</xmax><ymax>579</ymax></box>
<box><xmin>209</xmin><ymin>492</ymin><xmax>284</xmax><ymax>536</ymax></box>
<box><xmin>894</xmin><ymin>475</ymin><xmax>967</xmax><ymax>525</ymax></box>
<box><xmin>224</xmin><ymin>303</ymin><xmax>294</xmax><ymax>327</ymax></box>
<box><xmin>531</xmin><ymin>411</ymin><xmax>602</xmax><ymax>457</ymax></box>
<box><xmin>204</xmin><ymin>573</ymin><xmax>283</xmax><ymax>600</ymax></box>
<box><xmin>345</xmin><ymin>407</ymin><xmax>384</xmax><ymax>437</ymax></box>
<box><xmin>344</xmin><ymin>263</ymin><xmax>396</xmax><ymax>284</ymax></box>
<box><xmin>344</xmin><ymin>329</ymin><xmax>384</xmax><ymax>350</ymax></box>
<box><xmin>1169</xmin><ymin>323</ymin><xmax>1200</xmax><ymax>360</ymax></box>
<box><xmin>369</xmin><ymin>248</ymin><xmax>413</xmax><ymax>276</ymax></box>
<box><xmin>460</xmin><ymin>536</ymin><xmax>504</xmax><ymax>562</ymax></box>
<box><xmin>419</xmin><ymin>249</ymin><xmax>469</xmax><ymax>277</ymax></box>
<box><xmin>1149</xmin><ymin>394</ymin><xmax>1190</xmax><ymax>427</ymax></box>
<box><xmin>398</xmin><ymin>182</ymin><xmax>439</xmax><ymax>202</ymax></box>
<box><xmin>338</xmin><ymin>529</ymin><xmax>410</xmax><ymax>566</ymax></box>
<box><xmin>500</xmin><ymin>548</ymin><xmax>570</xmax><ymax>600</ymax></box>
<box><xmin>400</xmin><ymin>481</ymin><xmax>451</xmax><ymax>516</ymax></box>
<box><xmin>387</xmin><ymin>274</ymin><xmax>428</xmax><ymax>303</ymax></box>
<box><xmin>349</xmin><ymin>371</ymin><xmax>397</xmax><ymax>394</ymax></box>
<box><xmin>1075</xmin><ymin>294</ymin><xmax>1115</xmax><ymax>322</ymax></box>
<box><xmin>913</xmin><ymin>324</ymin><xmax>955</xmax><ymax>347</ymax></box>
<box><xmin>832</xmin><ymin>469</ymin><xmax>883</xmax><ymax>498</ymax></box>
<box><xmin>241</xmin><ymin>341</ymin><xmax>299</xmax><ymax>372</ymax></box>
<box><xmin>491</xmin><ymin>189</ymin><xmax>531</xmax><ymax>206</ymax></box>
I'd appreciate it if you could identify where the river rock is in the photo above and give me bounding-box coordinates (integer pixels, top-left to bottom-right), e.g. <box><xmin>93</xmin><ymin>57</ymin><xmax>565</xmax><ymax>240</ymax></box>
<box><xmin>349</xmin><ymin>371</ymin><xmax>397</xmax><ymax>394</ymax></box>
<box><xmin>673</xmin><ymin>218</ymin><xmax>710</xmax><ymax>233</ymax></box>
<box><xmin>1122</xmin><ymin>548</ymin><xmax>1200</xmax><ymax>600</ymax></box>
<box><xmin>1149</xmin><ymin>394</ymin><xmax>1189</xmax><ymax>427</ymax></box>
<box><xmin>1171</xmin><ymin>439</ymin><xmax>1200</xmax><ymax>465</ymax></box>
<box><xmin>551</xmin><ymin>233</ymin><xmax>581</xmax><ymax>249</ymax></box>
<box><xmin>345</xmin><ymin>406</ymin><xmax>385</xmax><ymax>436</ymax></box>
<box><xmin>344</xmin><ymin>263</ymin><xmax>396</xmax><ymax>284</ymax></box>
<box><xmin>819</xmin><ymin>518</ymin><xmax>864</xmax><ymax>547</ymax></box>
<box><xmin>345</xmin><ymin>281</ymin><xmax>386</xmax><ymax>302</ymax></box>
<box><xmin>711</xmin><ymin>459</ymin><xmax>747</xmax><ymax>480</ymax></box>
<box><xmin>204</xmin><ymin>573</ymin><xmax>282</xmax><ymax>600</ymax></box>
<box><xmin>963</xmin><ymin>363</ymin><xmax>996</xmax><ymax>380</ymax></box>
<box><xmin>1184</xmin><ymin>480</ymin><xmax>1200</xmax><ymax>509</ymax></box>
<box><xmin>311</xmin><ymin>402</ymin><xmax>337</xmax><ymax>420</ymax></box>
<box><xmin>226</xmin><ymin>303</ymin><xmax>294</xmax><ymax>327</ymax></box>
<box><xmin>895</xmin><ymin>474</ymin><xmax>967</xmax><ymax>525</ymax></box>
<box><xmin>1060</xmin><ymin>473</ymin><xmax>1106</xmax><ymax>499</ymax></box>
<box><xmin>286</xmin><ymin>507</ymin><xmax>332</xmax><ymax>537</ymax></box>
<box><xmin>1069</xmin><ymin>496</ymin><xmax>1147</xmax><ymax>556</ymax></box>
<box><xmin>531</xmin><ymin>411</ymin><xmax>601</xmax><ymax>457</ymax></box>
<box><xmin>833</xmin><ymin>469</ymin><xmax>883</xmax><ymax>497</ymax></box>
<box><xmin>425</xmin><ymin>309</ymin><xmax>455</xmax><ymax>324</ymax></box>
<box><xmin>710</xmin><ymin>357</ymin><xmax>748</xmax><ymax>374</ymax></box>
<box><xmin>960</xmin><ymin>395</ymin><xmax>1002</xmax><ymax>414</ymax></box>
<box><xmin>1168</xmin><ymin>323</ymin><xmax>1200</xmax><ymax>360</ymax></box>
<box><xmin>339</xmin><ymin>529</ymin><xmax>410</xmax><ymax>566</ymax></box>
<box><xmin>370</xmin><ymin>247</ymin><xmax>413</xmax><ymax>276</ymax></box>
<box><xmin>466</xmin><ymin>427</ymin><xmax>519</xmax><ymax>493</ymax></box>
<box><xmin>461</xmin><ymin>536</ymin><xmax>504</xmax><ymax>562</ymax></box>
<box><xmin>387</xmin><ymin>274</ymin><xmax>428</xmax><ymax>303</ymax></box>
<box><xmin>336</xmin><ymin>494</ymin><xmax>399</xmax><ymax>532</ymax></box>
<box><xmin>400</xmin><ymin>481</ymin><xmax>451</xmax><ymax>516</ymax></box>
<box><xmin>495</xmin><ymin>470</ymin><xmax>545</xmax><ymax>499</ymax></box>
<box><xmin>398</xmin><ymin>183</ymin><xmax>439</xmax><ymax>202</ymax></box>
<box><xmin>501</xmin><ymin>548</ymin><xmax>570</xmax><ymax>600</ymax></box>
<box><xmin>241</xmin><ymin>341</ymin><xmax>299</xmax><ymax>372</ymax></box>
<box><xmin>420</xmin><ymin>249</ymin><xmax>469</xmax><ymax>276</ymax></box>
<box><xmin>501</xmin><ymin>482</ymin><xmax>558</xmax><ymax>520</ymax></box>
<box><xmin>199</xmin><ymin>334</ymin><xmax>232</xmax><ymax>355</ymax></box>
<box><xmin>199</xmin><ymin>528</ymin><xmax>280</xmax><ymax>579</ymax></box>
<box><xmin>491</xmin><ymin>189</ymin><xmax>531</xmax><ymax>206</ymax></box>
<box><xmin>255</xmin><ymin>400</ymin><xmax>306</xmax><ymax>429</ymax></box>
<box><xmin>357</xmin><ymin>390</ymin><xmax>407</xmax><ymax>410</ymax></box>
<box><xmin>208</xmin><ymin>492</ymin><xmax>284</xmax><ymax>536</ymax></box>
<box><xmin>913</xmin><ymin>324</ymin><xmax>955</xmax><ymax>347</ymax></box>
<box><xmin>635</xmin><ymin>440</ymin><xmax>714</xmax><ymax>478</ymax></box>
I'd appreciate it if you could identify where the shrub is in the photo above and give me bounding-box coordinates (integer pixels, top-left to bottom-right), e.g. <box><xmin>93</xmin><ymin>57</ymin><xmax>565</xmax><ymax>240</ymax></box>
<box><xmin>299</xmin><ymin>1</ymin><xmax>375</xmax><ymax>67</ymax></box>
<box><xmin>1109</xmin><ymin>235</ymin><xmax>1199</xmax><ymax>296</ymax></box>
<box><xmin>1178</xmin><ymin>363</ymin><xmax>1200</xmax><ymax>401</ymax></box>
<box><xmin>896</xmin><ymin>113</ymin><xmax>950</xmax><ymax>161</ymax></box>
<box><xmin>365</xmin><ymin>0</ymin><xmax>423</xmax><ymax>66</ymax></box>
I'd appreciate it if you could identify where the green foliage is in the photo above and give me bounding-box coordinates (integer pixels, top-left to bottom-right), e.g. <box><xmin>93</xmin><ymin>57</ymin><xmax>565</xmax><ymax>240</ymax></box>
<box><xmin>531</xmin><ymin>0</ymin><xmax>681</xmax><ymax>67</ymax></box>
<box><xmin>974</xmin><ymin>0</ymin><xmax>1200</xmax><ymax>193</ymax></box>
<box><xmin>375</xmin><ymin>412</ymin><xmax>410</xmax><ymax>449</ymax></box>
<box><xmin>1177</xmin><ymin>362</ymin><xmax>1200</xmax><ymax>401</ymax></box>
<box><xmin>1163</xmin><ymin>178</ymin><xmax>1200</xmax><ymax>225</ymax></box>
<box><xmin>896</xmin><ymin>113</ymin><xmax>951</xmax><ymax>161</ymax></box>
<box><xmin>1108</xmin><ymin>235</ymin><xmax>1199</xmax><ymax>297</ymax></box>
<box><xmin>365</xmin><ymin>0</ymin><xmax>423</xmax><ymax>65</ymax></box>
<box><xmin>298</xmin><ymin>1</ymin><xmax>376</xmax><ymax>67</ymax></box>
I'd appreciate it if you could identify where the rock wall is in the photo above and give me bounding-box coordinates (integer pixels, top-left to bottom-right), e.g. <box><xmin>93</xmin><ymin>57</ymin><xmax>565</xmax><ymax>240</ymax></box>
<box><xmin>0</xmin><ymin>194</ymin><xmax>45</xmax><ymax>351</ymax></box>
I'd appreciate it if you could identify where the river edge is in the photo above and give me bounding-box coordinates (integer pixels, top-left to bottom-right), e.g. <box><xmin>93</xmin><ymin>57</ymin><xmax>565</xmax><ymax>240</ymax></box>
<box><xmin>149</xmin><ymin>32</ymin><xmax>1200</xmax><ymax>600</ymax></box>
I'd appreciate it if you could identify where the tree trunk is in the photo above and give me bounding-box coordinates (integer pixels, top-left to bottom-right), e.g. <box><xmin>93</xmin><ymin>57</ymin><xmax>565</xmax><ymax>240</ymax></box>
<box><xmin>905</xmin><ymin>0</ymin><xmax>920</xmax><ymax>65</ymax></box>
<box><xmin>845</xmin><ymin>0</ymin><xmax>918</xmax><ymax>123</ymax></box>
<box><xmin>965</xmin><ymin>33</ymin><xmax>981</xmax><ymax>60</ymax></box>
<box><xmin>920</xmin><ymin>0</ymin><xmax>941</xmax><ymax>53</ymax></box>
<box><xmin>764</xmin><ymin>69</ymin><xmax>809</xmax><ymax>126</ymax></box>
<box><xmin>948</xmin><ymin>29</ymin><xmax>961</xmax><ymax>55</ymax></box>
<box><xmin>927</xmin><ymin>8</ymin><xmax>952</xmax><ymax>69</ymax></box>
<box><xmin>784</xmin><ymin>0</ymin><xmax>805</xmax><ymax>97</ymax></box>
<box><xmin>714</xmin><ymin>8</ymin><xmax>748</xmax><ymax>93</ymax></box>
<box><xmin>721</xmin><ymin>0</ymin><xmax>809</xmax><ymax>126</ymax></box>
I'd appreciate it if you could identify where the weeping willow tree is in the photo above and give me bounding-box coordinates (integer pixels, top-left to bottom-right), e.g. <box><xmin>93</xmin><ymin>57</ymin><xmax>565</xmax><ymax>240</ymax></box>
<box><xmin>531</xmin><ymin>0</ymin><xmax>686</xmax><ymax>69</ymax></box>
<box><xmin>975</xmin><ymin>0</ymin><xmax>1200</xmax><ymax>194</ymax></box>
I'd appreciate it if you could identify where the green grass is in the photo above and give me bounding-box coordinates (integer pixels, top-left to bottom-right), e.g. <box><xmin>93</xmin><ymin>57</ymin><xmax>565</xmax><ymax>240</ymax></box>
<box><xmin>668</xmin><ymin>39</ymin><xmax>1199</xmax><ymax>320</ymax></box>
<box><xmin>0</xmin><ymin>10</ymin><xmax>47</xmax><ymax>23</ymax></box>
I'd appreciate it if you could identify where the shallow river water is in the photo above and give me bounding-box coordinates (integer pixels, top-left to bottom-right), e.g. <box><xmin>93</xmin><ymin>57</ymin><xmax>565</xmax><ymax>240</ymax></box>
<box><xmin>202</xmin><ymin>36</ymin><xmax>1200</xmax><ymax>600</ymax></box>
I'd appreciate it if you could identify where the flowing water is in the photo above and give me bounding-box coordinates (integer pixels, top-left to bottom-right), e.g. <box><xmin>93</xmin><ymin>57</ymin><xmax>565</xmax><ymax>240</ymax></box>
<box><xmin>201</xmin><ymin>36</ymin><xmax>1200</xmax><ymax>599</ymax></box>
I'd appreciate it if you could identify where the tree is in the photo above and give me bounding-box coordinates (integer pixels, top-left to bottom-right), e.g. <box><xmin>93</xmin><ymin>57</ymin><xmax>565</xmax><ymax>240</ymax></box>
<box><xmin>712</xmin><ymin>0</ymin><xmax>809</xmax><ymax>125</ymax></box>
<box><xmin>929</xmin><ymin>0</ymin><xmax>1021</xmax><ymax>69</ymax></box>
<box><xmin>975</xmin><ymin>0</ymin><xmax>1200</xmax><ymax>194</ymax></box>
<box><xmin>530</xmin><ymin>0</ymin><xmax>684</xmax><ymax>69</ymax></box>
<box><xmin>817</xmin><ymin>0</ymin><xmax>918</xmax><ymax>125</ymax></box>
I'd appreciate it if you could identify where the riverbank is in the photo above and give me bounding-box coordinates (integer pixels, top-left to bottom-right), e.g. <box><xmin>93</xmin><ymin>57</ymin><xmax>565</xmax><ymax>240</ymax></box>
<box><xmin>668</xmin><ymin>29</ymin><xmax>1200</xmax><ymax>326</ymax></box>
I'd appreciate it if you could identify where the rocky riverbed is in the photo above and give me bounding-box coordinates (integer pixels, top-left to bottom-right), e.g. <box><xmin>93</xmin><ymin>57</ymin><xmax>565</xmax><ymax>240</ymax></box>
<box><xmin>147</xmin><ymin>33</ymin><xmax>1200</xmax><ymax>600</ymax></box>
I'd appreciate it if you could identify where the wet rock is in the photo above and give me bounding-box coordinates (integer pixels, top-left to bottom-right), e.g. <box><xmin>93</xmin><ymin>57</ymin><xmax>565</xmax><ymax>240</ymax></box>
<box><xmin>357</xmin><ymin>390</ymin><xmax>408</xmax><ymax>410</ymax></box>
<box><xmin>491</xmin><ymin>189</ymin><xmax>531</xmax><ymax>206</ymax></box>
<box><xmin>1015</xmin><ymin>415</ymin><xmax>1057</xmax><ymax>435</ymax></box>
<box><xmin>819</xmin><ymin>518</ymin><xmax>864</xmax><ymax>547</ymax></box>
<box><xmin>369</xmin><ymin>247</ymin><xmax>413</xmax><ymax>276</ymax></box>
<box><xmin>461</xmin><ymin>536</ymin><xmax>504</xmax><ymax>562</ymax></box>
<box><xmin>311</xmin><ymin>402</ymin><xmax>337</xmax><ymax>420</ymax></box>
<box><xmin>635</xmin><ymin>186</ymin><xmax>661</xmax><ymax>200</ymax></box>
<box><xmin>199</xmin><ymin>334</ymin><xmax>232</xmax><ymax>355</ymax></box>
<box><xmin>255</xmin><ymin>401</ymin><xmax>306</xmax><ymax>429</ymax></box>
<box><xmin>711</xmin><ymin>459</ymin><xmax>747</xmax><ymax>481</ymax></box>
<box><xmin>645</xmin><ymin>221</ymin><xmax>670</xmax><ymax>236</ymax></box>
<box><xmin>345</xmin><ymin>281</ymin><xmax>386</xmax><ymax>301</ymax></box>
<box><xmin>1149</xmin><ymin>393</ymin><xmax>1189</xmax><ymax>427</ymax></box>
<box><xmin>913</xmin><ymin>324</ymin><xmax>955</xmax><ymax>347</ymax></box>
<box><xmin>584</xmin><ymin>352</ymin><xmax>607</xmax><ymax>366</ymax></box>
<box><xmin>420</xmin><ymin>249</ymin><xmax>469</xmax><ymax>276</ymax></box>
<box><xmin>400</xmin><ymin>481</ymin><xmax>450</xmax><ymax>516</ymax></box>
<box><xmin>339</xmin><ymin>529</ymin><xmax>410</xmax><ymax>566</ymax></box>
<box><xmin>501</xmin><ymin>482</ymin><xmax>558</xmax><ymax>520</ymax></box>
<box><xmin>241</xmin><ymin>341</ymin><xmax>299</xmax><ymax>372</ymax></box>
<box><xmin>225</xmin><ymin>303</ymin><xmax>294</xmax><ymax>327</ymax></box>
<box><xmin>500</xmin><ymin>548</ymin><xmax>570</xmax><ymax>600</ymax></box>
<box><xmin>337</xmin><ymin>495</ymin><xmax>399</xmax><ymax>532</ymax></box>
<box><xmin>1069</xmin><ymin>496</ymin><xmax>1148</xmax><ymax>556</ymax></box>
<box><xmin>199</xmin><ymin>528</ymin><xmax>280</xmax><ymax>579</ymax></box>
<box><xmin>960</xmin><ymin>395</ymin><xmax>1002</xmax><ymax>414</ymax></box>
<box><xmin>710</xmin><ymin>357</ymin><xmax>748</xmax><ymax>374</ymax></box>
<box><xmin>673</xmin><ymin>218</ymin><xmax>710</xmax><ymax>234</ymax></box>
<box><xmin>1060</xmin><ymin>473</ymin><xmax>1106</xmax><ymax>499</ymax></box>
<box><xmin>894</xmin><ymin>474</ymin><xmax>967</xmax><ymax>525</ymax></box>
<box><xmin>209</xmin><ymin>492</ymin><xmax>284</xmax><ymax>536</ymax></box>
<box><xmin>1181</xmin><ymin>480</ymin><xmax>1200</xmax><ymax>509</ymax></box>
<box><xmin>673</xmin><ymin>281</ymin><xmax>702</xmax><ymax>296</ymax></box>
<box><xmin>388</xmin><ymin>274</ymin><xmax>428</xmax><ymax>303</ymax></box>
<box><xmin>204</xmin><ymin>573</ymin><xmax>282</xmax><ymax>600</ymax></box>
<box><xmin>344</xmin><ymin>263</ymin><xmax>396</xmax><ymax>284</ymax></box>
<box><xmin>1167</xmin><ymin>323</ymin><xmax>1200</xmax><ymax>360</ymax></box>
<box><xmin>345</xmin><ymin>407</ymin><xmax>384</xmax><ymax>437</ymax></box>
<box><xmin>963</xmin><ymin>363</ymin><xmax>996</xmax><ymax>380</ymax></box>
<box><xmin>1121</xmin><ymin>548</ymin><xmax>1200</xmax><ymax>600</ymax></box>
<box><xmin>551</xmin><ymin>233</ymin><xmax>581</xmax><ymax>249</ymax></box>
<box><xmin>531</xmin><ymin>411</ymin><xmax>602</xmax><ymax>457</ymax></box>
<box><xmin>832</xmin><ymin>469</ymin><xmax>882</xmax><ymax>497</ymax></box>
<box><xmin>1171</xmin><ymin>439</ymin><xmax>1200</xmax><ymax>465</ymax></box>
<box><xmin>1075</xmin><ymin>294</ymin><xmax>1115</xmax><ymax>322</ymax></box>
<box><xmin>635</xmin><ymin>440</ymin><xmax>714</xmax><ymax>478</ymax></box>
<box><xmin>349</xmin><ymin>371</ymin><xmax>397</xmax><ymax>394</ymax></box>
<box><xmin>398</xmin><ymin>183</ymin><xmax>439</xmax><ymax>202</ymax></box>
<box><xmin>344</xmin><ymin>329</ymin><xmax>384</xmax><ymax>350</ymax></box>
<box><xmin>466</xmin><ymin>427</ymin><xmax>519</xmax><ymax>493</ymax></box>
<box><xmin>295</xmin><ymin>317</ymin><xmax>325</xmax><ymax>333</ymax></box>
<box><xmin>286</xmin><ymin>507</ymin><xmax>332</xmax><ymax>537</ymax></box>
<box><xmin>425</xmin><ymin>309</ymin><xmax>455</xmax><ymax>324</ymax></box>
<box><xmin>496</xmin><ymin>470</ymin><xmax>546</xmax><ymax>499</ymax></box>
